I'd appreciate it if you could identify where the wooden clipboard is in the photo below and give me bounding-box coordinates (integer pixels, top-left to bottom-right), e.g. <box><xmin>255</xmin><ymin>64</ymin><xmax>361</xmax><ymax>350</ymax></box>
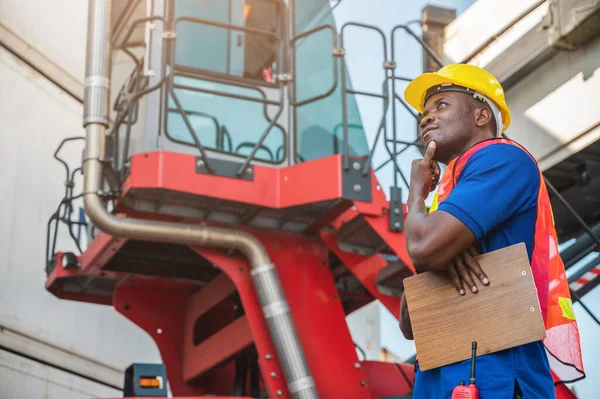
<box><xmin>403</xmin><ymin>243</ymin><xmax>546</xmax><ymax>371</ymax></box>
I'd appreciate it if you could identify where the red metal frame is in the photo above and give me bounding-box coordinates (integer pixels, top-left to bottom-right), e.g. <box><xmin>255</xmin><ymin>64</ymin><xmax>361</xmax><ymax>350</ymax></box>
<box><xmin>121</xmin><ymin>152</ymin><xmax>375</xmax><ymax>209</ymax></box>
<box><xmin>321</xmin><ymin>232</ymin><xmax>401</xmax><ymax>318</ymax></box>
<box><xmin>191</xmin><ymin>231</ymin><xmax>373</xmax><ymax>399</ymax></box>
<box><xmin>44</xmin><ymin>151</ymin><xmax>422</xmax><ymax>398</ymax></box>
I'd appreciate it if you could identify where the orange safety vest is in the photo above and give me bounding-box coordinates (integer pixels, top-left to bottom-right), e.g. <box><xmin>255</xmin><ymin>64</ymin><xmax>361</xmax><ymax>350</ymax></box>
<box><xmin>429</xmin><ymin>138</ymin><xmax>585</xmax><ymax>385</ymax></box>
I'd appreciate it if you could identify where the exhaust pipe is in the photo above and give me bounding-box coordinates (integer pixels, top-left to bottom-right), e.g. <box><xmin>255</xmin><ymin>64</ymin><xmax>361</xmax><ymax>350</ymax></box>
<box><xmin>83</xmin><ymin>2</ymin><xmax>318</xmax><ymax>398</ymax></box>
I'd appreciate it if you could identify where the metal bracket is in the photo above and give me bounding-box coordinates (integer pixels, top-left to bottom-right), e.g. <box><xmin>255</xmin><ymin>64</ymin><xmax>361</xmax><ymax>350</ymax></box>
<box><xmin>332</xmin><ymin>47</ymin><xmax>346</xmax><ymax>57</ymax></box>
<box><xmin>383</xmin><ymin>61</ymin><xmax>396</xmax><ymax>70</ymax></box>
<box><xmin>342</xmin><ymin>158</ymin><xmax>372</xmax><ymax>202</ymax></box>
<box><xmin>196</xmin><ymin>157</ymin><xmax>254</xmax><ymax>181</ymax></box>
<box><xmin>162</xmin><ymin>31</ymin><xmax>177</xmax><ymax>39</ymax></box>
<box><xmin>389</xmin><ymin>186</ymin><xmax>403</xmax><ymax>232</ymax></box>
<box><xmin>276</xmin><ymin>73</ymin><xmax>293</xmax><ymax>83</ymax></box>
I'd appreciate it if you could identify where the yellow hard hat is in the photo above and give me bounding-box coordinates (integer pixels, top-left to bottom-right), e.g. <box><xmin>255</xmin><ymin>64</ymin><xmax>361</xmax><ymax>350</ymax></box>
<box><xmin>404</xmin><ymin>63</ymin><xmax>511</xmax><ymax>133</ymax></box>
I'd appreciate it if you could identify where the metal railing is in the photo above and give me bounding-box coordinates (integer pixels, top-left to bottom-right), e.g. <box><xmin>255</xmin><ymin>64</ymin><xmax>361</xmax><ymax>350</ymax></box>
<box><xmin>106</xmin><ymin>6</ymin><xmax>600</xmax><ymax>268</ymax></box>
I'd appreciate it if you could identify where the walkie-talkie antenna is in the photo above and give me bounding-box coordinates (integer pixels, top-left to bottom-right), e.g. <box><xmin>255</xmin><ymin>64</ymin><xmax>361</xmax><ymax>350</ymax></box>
<box><xmin>470</xmin><ymin>341</ymin><xmax>477</xmax><ymax>385</ymax></box>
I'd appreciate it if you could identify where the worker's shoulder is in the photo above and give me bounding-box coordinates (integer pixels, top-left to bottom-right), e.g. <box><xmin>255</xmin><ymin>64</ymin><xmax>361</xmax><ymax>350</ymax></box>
<box><xmin>459</xmin><ymin>142</ymin><xmax>540</xmax><ymax>187</ymax></box>
<box><xmin>467</xmin><ymin>142</ymin><xmax>538</xmax><ymax>171</ymax></box>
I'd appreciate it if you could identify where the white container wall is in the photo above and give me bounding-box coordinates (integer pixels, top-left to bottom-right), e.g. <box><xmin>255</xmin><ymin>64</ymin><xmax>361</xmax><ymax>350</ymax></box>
<box><xmin>0</xmin><ymin>0</ymin><xmax>161</xmax><ymax>391</ymax></box>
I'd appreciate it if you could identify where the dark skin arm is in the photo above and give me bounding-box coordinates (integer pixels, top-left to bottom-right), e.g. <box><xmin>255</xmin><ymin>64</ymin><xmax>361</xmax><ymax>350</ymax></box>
<box><xmin>405</xmin><ymin>141</ymin><xmax>478</xmax><ymax>270</ymax></box>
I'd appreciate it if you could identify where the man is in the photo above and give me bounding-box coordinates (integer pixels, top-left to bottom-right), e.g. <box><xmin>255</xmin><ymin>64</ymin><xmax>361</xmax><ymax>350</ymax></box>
<box><xmin>399</xmin><ymin>64</ymin><xmax>584</xmax><ymax>398</ymax></box>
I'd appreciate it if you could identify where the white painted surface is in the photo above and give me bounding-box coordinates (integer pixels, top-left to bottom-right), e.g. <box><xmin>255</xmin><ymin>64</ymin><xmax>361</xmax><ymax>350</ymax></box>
<box><xmin>347</xmin><ymin>301</ymin><xmax>416</xmax><ymax>363</ymax></box>
<box><xmin>0</xmin><ymin>45</ymin><xmax>160</xmax><ymax>391</ymax></box>
<box><xmin>504</xmin><ymin>34</ymin><xmax>600</xmax><ymax>169</ymax></box>
<box><xmin>0</xmin><ymin>349</ymin><xmax>121</xmax><ymax>399</ymax></box>
<box><xmin>0</xmin><ymin>0</ymin><xmax>88</xmax><ymax>84</ymax></box>
<box><xmin>346</xmin><ymin>301</ymin><xmax>382</xmax><ymax>361</ymax></box>
<box><xmin>443</xmin><ymin>0</ymin><xmax>544</xmax><ymax>63</ymax></box>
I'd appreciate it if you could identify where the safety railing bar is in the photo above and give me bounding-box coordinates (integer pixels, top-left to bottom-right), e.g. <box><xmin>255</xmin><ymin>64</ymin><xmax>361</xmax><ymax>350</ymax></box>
<box><xmin>67</xmin><ymin>223</ymin><xmax>84</xmax><ymax>255</ymax></box>
<box><xmin>175</xmin><ymin>16</ymin><xmax>281</xmax><ymax>43</ymax></box>
<box><xmin>53</xmin><ymin>137</ymin><xmax>85</xmax><ymax>182</ymax></box>
<box><xmin>236</xmin><ymin>93</ymin><xmax>286</xmax><ymax>176</ymax></box>
<box><xmin>340</xmin><ymin>46</ymin><xmax>350</xmax><ymax>170</ymax></box>
<box><xmin>346</xmin><ymin>89</ymin><xmax>386</xmax><ymax>99</ymax></box>
<box><xmin>359</xmin><ymin>75</ymin><xmax>396</xmax><ymax>176</ymax></box>
<box><xmin>120</xmin><ymin>16</ymin><xmax>166</xmax><ymax>49</ymax></box>
<box><xmin>293</xmin><ymin>61</ymin><xmax>338</xmax><ymax>106</ymax></box>
<box><xmin>389</xmin><ymin>24</ymin><xmax>444</xmax><ymax>189</ymax></box>
<box><xmin>120</xmin><ymin>64</ymin><xmax>148</xmax><ymax>169</ymax></box>
<box><xmin>174</xmin><ymin>63</ymin><xmax>280</xmax><ymax>94</ymax></box>
<box><xmin>340</xmin><ymin>22</ymin><xmax>389</xmax><ymax>60</ymax></box>
<box><xmin>112</xmin><ymin>65</ymin><xmax>138</xmax><ymax>113</ymax></box>
<box><xmin>391</xmin><ymin>24</ymin><xmax>444</xmax><ymax>68</ymax></box>
<box><xmin>167</xmin><ymin>107</ymin><xmax>220</xmax><ymax>131</ymax></box>
<box><xmin>340</xmin><ymin>22</ymin><xmax>389</xmax><ymax>171</ymax></box>
<box><xmin>121</xmin><ymin>98</ymin><xmax>138</xmax><ymax>171</ymax></box>
<box><xmin>290</xmin><ymin>23</ymin><xmax>337</xmax><ymax>44</ymax></box>
<box><xmin>394</xmin><ymin>93</ymin><xmax>419</xmax><ymax>118</ymax></box>
<box><xmin>167</xmin><ymin>18</ymin><xmax>288</xmax><ymax>167</ymax></box>
<box><xmin>47</xmin><ymin>208</ymin><xmax>62</xmax><ymax>267</ymax></box>
<box><xmin>111</xmin><ymin>75</ymin><xmax>168</xmax><ymax>139</ymax></box>
<box><xmin>121</xmin><ymin>48</ymin><xmax>142</xmax><ymax>74</ymax></box>
<box><xmin>394</xmin><ymin>76</ymin><xmax>413</xmax><ymax>82</ymax></box>
<box><xmin>374</xmin><ymin>138</ymin><xmax>421</xmax><ymax>171</ymax></box>
<box><xmin>168</xmin><ymin>86</ymin><xmax>215</xmax><ymax>174</ymax></box>
<box><xmin>290</xmin><ymin>24</ymin><xmax>339</xmax><ymax>107</ymax></box>
<box><xmin>172</xmin><ymin>15</ymin><xmax>286</xmax><ymax>90</ymax></box>
<box><xmin>172</xmin><ymin>83</ymin><xmax>279</xmax><ymax>106</ymax></box>
<box><xmin>362</xmin><ymin>93</ymin><xmax>390</xmax><ymax>176</ymax></box>
<box><xmin>383</xmin><ymin>140</ymin><xmax>410</xmax><ymax>189</ymax></box>
<box><xmin>545</xmin><ymin>178</ymin><xmax>600</xmax><ymax>249</ymax></box>
<box><xmin>169</xmin><ymin>25</ymin><xmax>282</xmax><ymax>100</ymax></box>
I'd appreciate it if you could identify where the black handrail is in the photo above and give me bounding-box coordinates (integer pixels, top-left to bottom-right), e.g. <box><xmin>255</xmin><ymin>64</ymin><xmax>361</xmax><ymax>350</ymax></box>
<box><xmin>290</xmin><ymin>24</ymin><xmax>340</xmax><ymax>107</ymax></box>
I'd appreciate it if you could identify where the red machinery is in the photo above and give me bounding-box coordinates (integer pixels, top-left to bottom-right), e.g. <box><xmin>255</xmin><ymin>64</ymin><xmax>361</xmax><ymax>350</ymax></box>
<box><xmin>45</xmin><ymin>1</ymin><xmax>419</xmax><ymax>398</ymax></box>
<box><xmin>44</xmin><ymin>1</ymin><xmax>583</xmax><ymax>398</ymax></box>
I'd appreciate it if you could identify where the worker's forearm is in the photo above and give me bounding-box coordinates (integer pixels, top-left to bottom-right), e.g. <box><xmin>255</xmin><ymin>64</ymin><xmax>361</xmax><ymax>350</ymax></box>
<box><xmin>405</xmin><ymin>190</ymin><xmax>446</xmax><ymax>271</ymax></box>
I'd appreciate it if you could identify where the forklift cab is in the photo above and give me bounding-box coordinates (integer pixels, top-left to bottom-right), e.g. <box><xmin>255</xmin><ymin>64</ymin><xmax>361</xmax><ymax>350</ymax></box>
<box><xmin>109</xmin><ymin>0</ymin><xmax>369</xmax><ymax>172</ymax></box>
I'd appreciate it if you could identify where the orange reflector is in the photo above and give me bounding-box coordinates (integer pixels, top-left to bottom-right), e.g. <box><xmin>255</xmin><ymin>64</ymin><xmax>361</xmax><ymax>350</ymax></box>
<box><xmin>139</xmin><ymin>376</ymin><xmax>161</xmax><ymax>388</ymax></box>
<box><xmin>244</xmin><ymin>4</ymin><xmax>252</xmax><ymax>20</ymax></box>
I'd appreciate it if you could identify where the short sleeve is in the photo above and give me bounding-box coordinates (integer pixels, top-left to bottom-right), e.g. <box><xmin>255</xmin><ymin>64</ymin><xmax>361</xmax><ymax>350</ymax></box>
<box><xmin>437</xmin><ymin>144</ymin><xmax>540</xmax><ymax>240</ymax></box>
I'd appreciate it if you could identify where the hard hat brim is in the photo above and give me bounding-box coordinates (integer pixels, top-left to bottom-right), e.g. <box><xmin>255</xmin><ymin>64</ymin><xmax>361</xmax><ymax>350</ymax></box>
<box><xmin>404</xmin><ymin>72</ymin><xmax>455</xmax><ymax>114</ymax></box>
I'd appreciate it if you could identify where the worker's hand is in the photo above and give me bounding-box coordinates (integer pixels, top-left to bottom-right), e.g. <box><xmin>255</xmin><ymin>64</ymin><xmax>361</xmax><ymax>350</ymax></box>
<box><xmin>447</xmin><ymin>245</ymin><xmax>489</xmax><ymax>295</ymax></box>
<box><xmin>410</xmin><ymin>141</ymin><xmax>441</xmax><ymax>200</ymax></box>
<box><xmin>399</xmin><ymin>291</ymin><xmax>414</xmax><ymax>340</ymax></box>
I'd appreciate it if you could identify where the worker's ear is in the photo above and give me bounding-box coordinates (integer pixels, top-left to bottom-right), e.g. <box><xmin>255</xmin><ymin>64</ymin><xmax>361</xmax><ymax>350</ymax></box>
<box><xmin>474</xmin><ymin>106</ymin><xmax>493</xmax><ymax>128</ymax></box>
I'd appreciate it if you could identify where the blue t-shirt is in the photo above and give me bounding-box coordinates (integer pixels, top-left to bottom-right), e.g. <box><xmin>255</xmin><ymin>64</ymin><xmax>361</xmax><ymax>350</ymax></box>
<box><xmin>412</xmin><ymin>143</ymin><xmax>555</xmax><ymax>399</ymax></box>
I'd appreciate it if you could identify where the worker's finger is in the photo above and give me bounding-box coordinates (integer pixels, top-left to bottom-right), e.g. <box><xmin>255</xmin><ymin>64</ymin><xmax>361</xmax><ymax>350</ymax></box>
<box><xmin>429</xmin><ymin>160</ymin><xmax>441</xmax><ymax>191</ymax></box>
<box><xmin>467</xmin><ymin>244</ymin><xmax>480</xmax><ymax>258</ymax></box>
<box><xmin>423</xmin><ymin>141</ymin><xmax>436</xmax><ymax>163</ymax></box>
<box><xmin>464</xmin><ymin>250</ymin><xmax>489</xmax><ymax>285</ymax></box>
<box><xmin>456</xmin><ymin>256</ymin><xmax>478</xmax><ymax>293</ymax></box>
<box><xmin>447</xmin><ymin>263</ymin><xmax>465</xmax><ymax>295</ymax></box>
<box><xmin>432</xmin><ymin>160</ymin><xmax>441</xmax><ymax>180</ymax></box>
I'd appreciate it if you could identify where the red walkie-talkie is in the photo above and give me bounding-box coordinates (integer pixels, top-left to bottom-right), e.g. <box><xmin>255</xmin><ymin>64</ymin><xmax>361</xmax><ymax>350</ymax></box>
<box><xmin>451</xmin><ymin>341</ymin><xmax>480</xmax><ymax>399</ymax></box>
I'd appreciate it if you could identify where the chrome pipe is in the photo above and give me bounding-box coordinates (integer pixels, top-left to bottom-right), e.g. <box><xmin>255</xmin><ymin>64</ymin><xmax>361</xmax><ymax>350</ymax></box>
<box><xmin>83</xmin><ymin>2</ymin><xmax>318</xmax><ymax>398</ymax></box>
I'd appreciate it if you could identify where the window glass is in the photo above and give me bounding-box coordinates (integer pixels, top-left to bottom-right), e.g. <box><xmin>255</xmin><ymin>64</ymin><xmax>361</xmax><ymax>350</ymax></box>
<box><xmin>167</xmin><ymin>76</ymin><xmax>285</xmax><ymax>162</ymax></box>
<box><xmin>174</xmin><ymin>0</ymin><xmax>280</xmax><ymax>83</ymax></box>
<box><xmin>294</xmin><ymin>0</ymin><xmax>369</xmax><ymax>162</ymax></box>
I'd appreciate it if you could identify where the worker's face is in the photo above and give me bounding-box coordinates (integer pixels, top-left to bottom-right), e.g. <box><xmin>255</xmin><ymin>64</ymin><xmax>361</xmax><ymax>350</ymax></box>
<box><xmin>420</xmin><ymin>92</ymin><xmax>473</xmax><ymax>164</ymax></box>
